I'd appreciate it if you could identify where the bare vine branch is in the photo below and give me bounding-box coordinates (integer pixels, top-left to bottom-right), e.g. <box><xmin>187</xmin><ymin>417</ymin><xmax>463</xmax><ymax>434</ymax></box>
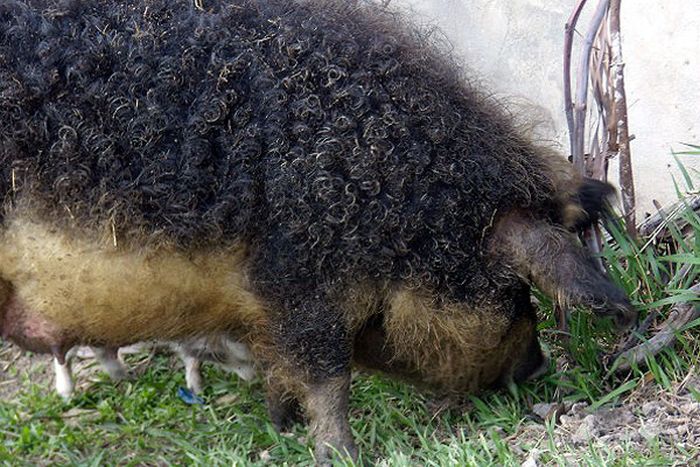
<box><xmin>572</xmin><ymin>0</ymin><xmax>610</xmax><ymax>175</ymax></box>
<box><xmin>638</xmin><ymin>195</ymin><xmax>700</xmax><ymax>240</ymax></box>
<box><xmin>564</xmin><ymin>0</ymin><xmax>589</xmax><ymax>155</ymax></box>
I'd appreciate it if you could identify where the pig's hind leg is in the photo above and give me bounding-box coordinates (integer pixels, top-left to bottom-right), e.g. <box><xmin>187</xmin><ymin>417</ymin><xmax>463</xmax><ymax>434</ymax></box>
<box><xmin>173</xmin><ymin>343</ymin><xmax>204</xmax><ymax>395</ymax></box>
<box><xmin>92</xmin><ymin>346</ymin><xmax>129</xmax><ymax>381</ymax></box>
<box><xmin>220</xmin><ymin>339</ymin><xmax>256</xmax><ymax>382</ymax></box>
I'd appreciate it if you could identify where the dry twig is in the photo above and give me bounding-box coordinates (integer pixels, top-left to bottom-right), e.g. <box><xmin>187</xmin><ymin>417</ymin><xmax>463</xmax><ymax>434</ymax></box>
<box><xmin>638</xmin><ymin>195</ymin><xmax>700</xmax><ymax>240</ymax></box>
<box><xmin>565</xmin><ymin>0</ymin><xmax>637</xmax><ymax>231</ymax></box>
<box><xmin>612</xmin><ymin>284</ymin><xmax>700</xmax><ymax>372</ymax></box>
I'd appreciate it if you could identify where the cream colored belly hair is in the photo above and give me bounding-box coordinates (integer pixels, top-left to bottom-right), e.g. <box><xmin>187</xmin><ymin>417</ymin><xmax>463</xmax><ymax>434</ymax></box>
<box><xmin>383</xmin><ymin>288</ymin><xmax>532</xmax><ymax>391</ymax></box>
<box><xmin>0</xmin><ymin>218</ymin><xmax>266</xmax><ymax>345</ymax></box>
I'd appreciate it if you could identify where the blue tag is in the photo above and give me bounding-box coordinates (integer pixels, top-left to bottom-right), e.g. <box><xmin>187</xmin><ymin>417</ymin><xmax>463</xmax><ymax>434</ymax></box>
<box><xmin>177</xmin><ymin>387</ymin><xmax>205</xmax><ymax>405</ymax></box>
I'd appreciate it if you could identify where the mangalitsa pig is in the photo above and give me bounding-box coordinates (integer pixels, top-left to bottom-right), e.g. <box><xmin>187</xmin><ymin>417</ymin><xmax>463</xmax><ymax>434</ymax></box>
<box><xmin>0</xmin><ymin>0</ymin><xmax>635</xmax><ymax>462</ymax></box>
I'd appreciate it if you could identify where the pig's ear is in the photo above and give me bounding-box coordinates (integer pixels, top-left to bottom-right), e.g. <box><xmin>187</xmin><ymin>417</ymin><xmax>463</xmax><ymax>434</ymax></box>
<box><xmin>561</xmin><ymin>178</ymin><xmax>616</xmax><ymax>232</ymax></box>
<box><xmin>490</xmin><ymin>211</ymin><xmax>637</xmax><ymax>330</ymax></box>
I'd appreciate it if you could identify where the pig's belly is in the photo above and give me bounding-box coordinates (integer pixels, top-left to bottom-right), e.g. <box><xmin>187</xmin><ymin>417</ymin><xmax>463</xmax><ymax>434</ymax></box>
<box><xmin>0</xmin><ymin>218</ymin><xmax>267</xmax><ymax>349</ymax></box>
<box><xmin>1</xmin><ymin>290</ymin><xmax>69</xmax><ymax>354</ymax></box>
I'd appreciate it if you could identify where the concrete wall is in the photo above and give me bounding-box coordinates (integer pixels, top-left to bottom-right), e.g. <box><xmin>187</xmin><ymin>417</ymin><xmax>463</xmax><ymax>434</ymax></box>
<box><xmin>397</xmin><ymin>0</ymin><xmax>700</xmax><ymax>216</ymax></box>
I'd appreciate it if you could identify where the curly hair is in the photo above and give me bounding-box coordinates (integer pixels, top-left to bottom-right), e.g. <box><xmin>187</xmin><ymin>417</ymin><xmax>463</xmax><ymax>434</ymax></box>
<box><xmin>0</xmin><ymin>0</ymin><xmax>567</xmax><ymax>303</ymax></box>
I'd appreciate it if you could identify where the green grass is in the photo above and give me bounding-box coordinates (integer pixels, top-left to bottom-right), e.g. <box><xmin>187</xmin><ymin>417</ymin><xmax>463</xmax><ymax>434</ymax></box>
<box><xmin>1</xmin><ymin>159</ymin><xmax>698</xmax><ymax>466</ymax></box>
<box><xmin>2</xmin><ymin>351</ymin><xmax>698</xmax><ymax>466</ymax></box>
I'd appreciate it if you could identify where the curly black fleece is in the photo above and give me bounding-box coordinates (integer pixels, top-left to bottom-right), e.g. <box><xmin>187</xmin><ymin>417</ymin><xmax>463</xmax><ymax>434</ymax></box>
<box><xmin>1</xmin><ymin>0</ymin><xmax>563</xmax><ymax>330</ymax></box>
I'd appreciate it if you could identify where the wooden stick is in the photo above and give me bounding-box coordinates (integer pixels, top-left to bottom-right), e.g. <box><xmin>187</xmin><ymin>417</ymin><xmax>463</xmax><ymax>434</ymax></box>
<box><xmin>638</xmin><ymin>195</ymin><xmax>700</xmax><ymax>240</ymax></box>
<box><xmin>613</xmin><ymin>284</ymin><xmax>700</xmax><ymax>372</ymax></box>
<box><xmin>609</xmin><ymin>0</ymin><xmax>637</xmax><ymax>237</ymax></box>
<box><xmin>564</xmin><ymin>0</ymin><xmax>589</xmax><ymax>157</ymax></box>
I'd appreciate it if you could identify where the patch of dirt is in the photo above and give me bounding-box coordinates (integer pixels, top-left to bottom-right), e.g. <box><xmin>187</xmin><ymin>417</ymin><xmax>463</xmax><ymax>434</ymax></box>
<box><xmin>508</xmin><ymin>372</ymin><xmax>700</xmax><ymax>464</ymax></box>
<box><xmin>0</xmin><ymin>342</ymin><xmax>54</xmax><ymax>400</ymax></box>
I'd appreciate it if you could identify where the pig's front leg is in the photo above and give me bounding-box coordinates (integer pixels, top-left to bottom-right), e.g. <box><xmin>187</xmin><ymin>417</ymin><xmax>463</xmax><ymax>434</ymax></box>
<box><xmin>53</xmin><ymin>347</ymin><xmax>77</xmax><ymax>399</ymax></box>
<box><xmin>264</xmin><ymin>292</ymin><xmax>357</xmax><ymax>465</ymax></box>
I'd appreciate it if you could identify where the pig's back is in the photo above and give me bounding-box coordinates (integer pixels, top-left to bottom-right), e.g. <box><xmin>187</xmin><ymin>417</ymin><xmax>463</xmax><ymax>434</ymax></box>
<box><xmin>1</xmin><ymin>0</ymin><xmax>561</xmax><ymax>297</ymax></box>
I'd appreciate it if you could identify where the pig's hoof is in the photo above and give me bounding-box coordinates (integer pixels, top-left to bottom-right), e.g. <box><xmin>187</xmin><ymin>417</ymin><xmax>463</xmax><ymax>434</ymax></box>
<box><xmin>314</xmin><ymin>438</ymin><xmax>358</xmax><ymax>466</ymax></box>
<box><xmin>56</xmin><ymin>385</ymin><xmax>74</xmax><ymax>401</ymax></box>
<box><xmin>187</xmin><ymin>382</ymin><xmax>203</xmax><ymax>395</ymax></box>
<box><xmin>53</xmin><ymin>359</ymin><xmax>75</xmax><ymax>400</ymax></box>
<box><xmin>232</xmin><ymin>364</ymin><xmax>256</xmax><ymax>382</ymax></box>
<box><xmin>106</xmin><ymin>366</ymin><xmax>131</xmax><ymax>382</ymax></box>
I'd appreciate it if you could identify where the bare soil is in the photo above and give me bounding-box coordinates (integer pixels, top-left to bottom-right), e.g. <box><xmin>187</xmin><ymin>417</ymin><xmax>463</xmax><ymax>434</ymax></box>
<box><xmin>510</xmin><ymin>372</ymin><xmax>700</xmax><ymax>464</ymax></box>
<box><xmin>0</xmin><ymin>343</ymin><xmax>54</xmax><ymax>400</ymax></box>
